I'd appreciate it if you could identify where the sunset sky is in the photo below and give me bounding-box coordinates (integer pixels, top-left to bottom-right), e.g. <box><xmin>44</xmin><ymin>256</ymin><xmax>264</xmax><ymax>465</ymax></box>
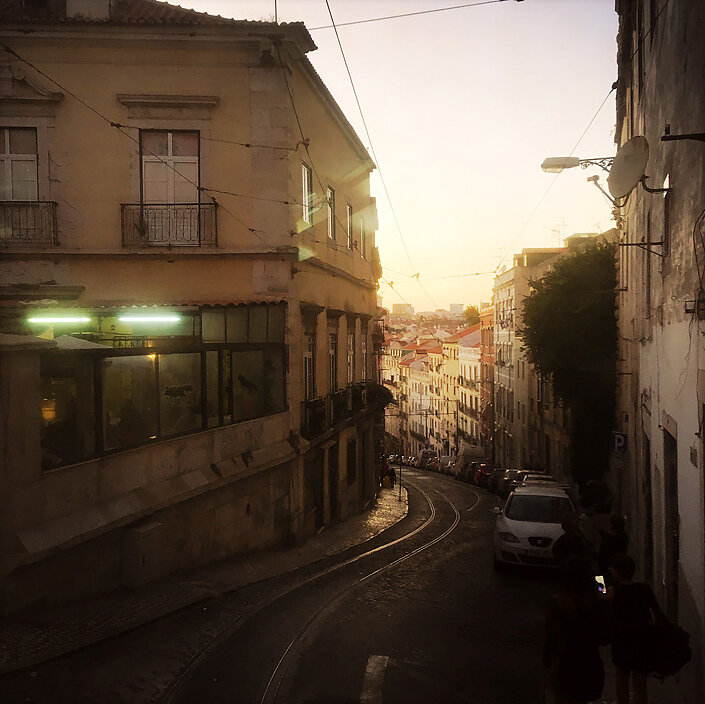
<box><xmin>185</xmin><ymin>0</ymin><xmax>619</xmax><ymax>311</ymax></box>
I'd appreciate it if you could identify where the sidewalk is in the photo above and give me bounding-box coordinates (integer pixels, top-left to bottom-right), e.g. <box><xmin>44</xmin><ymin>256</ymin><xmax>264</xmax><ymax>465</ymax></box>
<box><xmin>599</xmin><ymin>649</ymin><xmax>691</xmax><ymax>704</ymax></box>
<box><xmin>0</xmin><ymin>487</ymin><xmax>408</xmax><ymax>676</ymax></box>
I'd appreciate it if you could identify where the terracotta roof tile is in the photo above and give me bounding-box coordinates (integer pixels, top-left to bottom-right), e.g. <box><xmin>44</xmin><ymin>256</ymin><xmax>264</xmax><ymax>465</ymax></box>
<box><xmin>0</xmin><ymin>0</ymin><xmax>298</xmax><ymax>27</ymax></box>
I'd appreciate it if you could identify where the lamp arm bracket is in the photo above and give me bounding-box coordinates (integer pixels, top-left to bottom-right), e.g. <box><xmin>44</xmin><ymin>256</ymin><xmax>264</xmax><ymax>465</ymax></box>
<box><xmin>661</xmin><ymin>132</ymin><xmax>705</xmax><ymax>143</ymax></box>
<box><xmin>579</xmin><ymin>157</ymin><xmax>614</xmax><ymax>172</ymax></box>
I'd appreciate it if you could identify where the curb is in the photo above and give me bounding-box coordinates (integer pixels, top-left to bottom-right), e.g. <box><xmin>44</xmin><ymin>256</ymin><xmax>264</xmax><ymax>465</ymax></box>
<box><xmin>0</xmin><ymin>488</ymin><xmax>409</xmax><ymax>676</ymax></box>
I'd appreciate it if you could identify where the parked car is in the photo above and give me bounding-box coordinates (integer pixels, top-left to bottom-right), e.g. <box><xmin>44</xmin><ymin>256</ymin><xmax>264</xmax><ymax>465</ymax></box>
<box><xmin>487</xmin><ymin>468</ymin><xmax>507</xmax><ymax>494</ymax></box>
<box><xmin>493</xmin><ymin>485</ymin><xmax>575</xmax><ymax>569</ymax></box>
<box><xmin>474</xmin><ymin>463</ymin><xmax>494</xmax><ymax>488</ymax></box>
<box><xmin>497</xmin><ymin>469</ymin><xmax>522</xmax><ymax>497</ymax></box>
<box><xmin>505</xmin><ymin>469</ymin><xmax>546</xmax><ymax>495</ymax></box>
<box><xmin>427</xmin><ymin>458</ymin><xmax>440</xmax><ymax>473</ymax></box>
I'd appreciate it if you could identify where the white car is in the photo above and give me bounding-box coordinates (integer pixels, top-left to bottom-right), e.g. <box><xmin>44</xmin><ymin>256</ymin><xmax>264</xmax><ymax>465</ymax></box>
<box><xmin>493</xmin><ymin>486</ymin><xmax>575</xmax><ymax>569</ymax></box>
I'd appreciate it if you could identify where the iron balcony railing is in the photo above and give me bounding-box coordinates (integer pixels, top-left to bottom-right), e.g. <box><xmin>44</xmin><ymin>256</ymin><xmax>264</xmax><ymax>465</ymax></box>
<box><xmin>121</xmin><ymin>202</ymin><xmax>217</xmax><ymax>247</ymax></box>
<box><xmin>0</xmin><ymin>201</ymin><xmax>58</xmax><ymax>246</ymax></box>
<box><xmin>301</xmin><ymin>397</ymin><xmax>327</xmax><ymax>440</ymax></box>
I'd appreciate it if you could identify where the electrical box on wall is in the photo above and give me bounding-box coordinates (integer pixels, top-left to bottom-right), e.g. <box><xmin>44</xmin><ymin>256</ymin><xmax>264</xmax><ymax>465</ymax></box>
<box><xmin>121</xmin><ymin>522</ymin><xmax>163</xmax><ymax>587</ymax></box>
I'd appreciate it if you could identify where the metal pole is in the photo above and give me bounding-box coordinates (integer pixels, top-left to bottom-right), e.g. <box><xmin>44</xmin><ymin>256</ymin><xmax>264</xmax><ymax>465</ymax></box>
<box><xmin>274</xmin><ymin>0</ymin><xmax>278</xmax><ymax>23</ymax></box>
<box><xmin>398</xmin><ymin>425</ymin><xmax>402</xmax><ymax>502</ymax></box>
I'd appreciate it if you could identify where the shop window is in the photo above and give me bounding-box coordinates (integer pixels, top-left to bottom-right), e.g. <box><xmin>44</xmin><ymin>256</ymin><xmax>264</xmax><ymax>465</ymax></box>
<box><xmin>102</xmin><ymin>355</ymin><xmax>158</xmax><ymax>451</ymax></box>
<box><xmin>206</xmin><ymin>350</ymin><xmax>219</xmax><ymax>428</ymax></box>
<box><xmin>202</xmin><ymin>310</ymin><xmax>226</xmax><ymax>343</ymax></box>
<box><xmin>40</xmin><ymin>355</ymin><xmax>95</xmax><ymax>470</ymax></box>
<box><xmin>159</xmin><ymin>352</ymin><xmax>202</xmax><ymax>436</ymax></box>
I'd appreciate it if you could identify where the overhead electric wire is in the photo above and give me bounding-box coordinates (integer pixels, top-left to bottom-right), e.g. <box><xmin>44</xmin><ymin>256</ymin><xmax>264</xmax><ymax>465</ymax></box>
<box><xmin>273</xmin><ymin>43</ymin><xmax>366</xmax><ymax>256</ymax></box>
<box><xmin>310</xmin><ymin>0</ymin><xmax>511</xmax><ymax>31</ymax></box>
<box><xmin>0</xmin><ymin>43</ymin><xmax>287</xmax><ymax>249</ymax></box>
<box><xmin>497</xmin><ymin>0</ymin><xmax>672</xmax><ymax>270</ymax></box>
<box><xmin>324</xmin><ymin>0</ymin><xmax>416</xmax><ymax>273</ymax></box>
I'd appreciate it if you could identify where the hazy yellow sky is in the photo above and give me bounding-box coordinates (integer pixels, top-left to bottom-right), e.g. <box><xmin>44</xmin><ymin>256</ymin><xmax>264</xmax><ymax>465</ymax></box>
<box><xmin>184</xmin><ymin>0</ymin><xmax>618</xmax><ymax>311</ymax></box>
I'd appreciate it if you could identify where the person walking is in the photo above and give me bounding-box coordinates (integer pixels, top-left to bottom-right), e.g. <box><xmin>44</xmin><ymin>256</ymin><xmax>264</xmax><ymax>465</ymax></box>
<box><xmin>597</xmin><ymin>515</ymin><xmax>628</xmax><ymax>584</ymax></box>
<box><xmin>552</xmin><ymin>512</ymin><xmax>592</xmax><ymax>570</ymax></box>
<box><xmin>543</xmin><ymin>557</ymin><xmax>609</xmax><ymax>704</ymax></box>
<box><xmin>607</xmin><ymin>552</ymin><xmax>662</xmax><ymax>704</ymax></box>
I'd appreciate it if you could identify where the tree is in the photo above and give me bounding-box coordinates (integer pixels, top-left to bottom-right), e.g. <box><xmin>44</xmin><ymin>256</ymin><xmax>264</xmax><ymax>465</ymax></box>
<box><xmin>519</xmin><ymin>241</ymin><xmax>617</xmax><ymax>486</ymax></box>
<box><xmin>463</xmin><ymin>305</ymin><xmax>480</xmax><ymax>326</ymax></box>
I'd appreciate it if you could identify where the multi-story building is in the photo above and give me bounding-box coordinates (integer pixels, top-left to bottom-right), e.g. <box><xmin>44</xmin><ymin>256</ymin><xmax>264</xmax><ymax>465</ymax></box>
<box><xmin>440</xmin><ymin>325</ymin><xmax>479</xmax><ymax>454</ymax></box>
<box><xmin>408</xmin><ymin>355</ymin><xmax>431</xmax><ymax>456</ymax></box>
<box><xmin>458</xmin><ymin>327</ymin><xmax>481</xmax><ymax>446</ymax></box>
<box><xmin>0</xmin><ymin>1</ymin><xmax>381</xmax><ymax>613</ymax></box>
<box><xmin>426</xmin><ymin>344</ymin><xmax>444</xmax><ymax>454</ymax></box>
<box><xmin>479</xmin><ymin>302</ymin><xmax>495</xmax><ymax>460</ymax></box>
<box><xmin>493</xmin><ymin>248</ymin><xmax>564</xmax><ymax>468</ymax></box>
<box><xmin>612</xmin><ymin>2</ymin><xmax>704</xmax><ymax>696</ymax></box>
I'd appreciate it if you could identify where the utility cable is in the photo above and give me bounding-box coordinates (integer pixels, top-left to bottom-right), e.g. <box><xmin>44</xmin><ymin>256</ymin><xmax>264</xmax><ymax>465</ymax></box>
<box><xmin>324</xmin><ymin>0</ymin><xmax>416</xmax><ymax>273</ymax></box>
<box><xmin>310</xmin><ymin>0</ymin><xmax>513</xmax><ymax>31</ymax></box>
<box><xmin>0</xmin><ymin>42</ymin><xmax>289</xmax><ymax>249</ymax></box>
<box><xmin>274</xmin><ymin>43</ymin><xmax>365</xmax><ymax>256</ymax></box>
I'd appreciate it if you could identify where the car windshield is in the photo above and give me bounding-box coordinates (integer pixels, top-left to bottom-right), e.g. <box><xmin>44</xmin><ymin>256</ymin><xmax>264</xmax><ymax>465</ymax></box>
<box><xmin>504</xmin><ymin>495</ymin><xmax>572</xmax><ymax>523</ymax></box>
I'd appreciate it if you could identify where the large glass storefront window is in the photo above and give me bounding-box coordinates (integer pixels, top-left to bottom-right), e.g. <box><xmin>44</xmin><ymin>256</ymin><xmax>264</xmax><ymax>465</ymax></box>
<box><xmin>102</xmin><ymin>355</ymin><xmax>159</xmax><ymax>450</ymax></box>
<box><xmin>159</xmin><ymin>352</ymin><xmax>202</xmax><ymax>436</ymax></box>
<box><xmin>35</xmin><ymin>304</ymin><xmax>288</xmax><ymax>468</ymax></box>
<box><xmin>40</xmin><ymin>355</ymin><xmax>95</xmax><ymax>470</ymax></box>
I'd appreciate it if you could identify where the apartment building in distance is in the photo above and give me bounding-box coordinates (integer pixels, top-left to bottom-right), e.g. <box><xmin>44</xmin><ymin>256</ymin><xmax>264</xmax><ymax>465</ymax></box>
<box><xmin>458</xmin><ymin>325</ymin><xmax>481</xmax><ymax>446</ymax></box>
<box><xmin>0</xmin><ymin>1</ymin><xmax>381</xmax><ymax>613</ymax></box>
<box><xmin>479</xmin><ymin>302</ymin><xmax>495</xmax><ymax>460</ymax></box>
<box><xmin>493</xmin><ymin>248</ymin><xmax>565</xmax><ymax>469</ymax></box>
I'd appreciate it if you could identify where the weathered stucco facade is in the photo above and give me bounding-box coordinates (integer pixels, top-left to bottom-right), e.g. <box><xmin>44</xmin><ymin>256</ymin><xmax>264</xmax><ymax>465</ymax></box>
<box><xmin>0</xmin><ymin>1</ymin><xmax>381</xmax><ymax>614</ymax></box>
<box><xmin>614</xmin><ymin>1</ymin><xmax>705</xmax><ymax>697</ymax></box>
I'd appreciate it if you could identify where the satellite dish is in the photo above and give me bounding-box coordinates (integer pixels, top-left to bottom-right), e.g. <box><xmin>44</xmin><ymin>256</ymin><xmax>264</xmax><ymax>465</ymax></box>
<box><xmin>607</xmin><ymin>136</ymin><xmax>649</xmax><ymax>198</ymax></box>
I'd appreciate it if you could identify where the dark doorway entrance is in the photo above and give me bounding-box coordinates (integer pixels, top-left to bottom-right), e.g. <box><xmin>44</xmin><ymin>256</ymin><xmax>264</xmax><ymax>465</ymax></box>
<box><xmin>663</xmin><ymin>429</ymin><xmax>679</xmax><ymax>621</ymax></box>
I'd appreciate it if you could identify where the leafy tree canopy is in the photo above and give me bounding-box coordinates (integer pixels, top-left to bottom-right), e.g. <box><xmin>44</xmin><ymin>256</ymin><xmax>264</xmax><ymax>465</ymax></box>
<box><xmin>519</xmin><ymin>241</ymin><xmax>617</xmax><ymax>404</ymax></box>
<box><xmin>519</xmin><ymin>241</ymin><xmax>618</xmax><ymax>486</ymax></box>
<box><xmin>463</xmin><ymin>305</ymin><xmax>481</xmax><ymax>326</ymax></box>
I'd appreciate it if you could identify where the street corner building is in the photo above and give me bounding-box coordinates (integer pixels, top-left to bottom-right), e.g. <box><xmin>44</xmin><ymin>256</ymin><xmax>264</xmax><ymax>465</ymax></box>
<box><xmin>0</xmin><ymin>0</ymin><xmax>384</xmax><ymax>615</ymax></box>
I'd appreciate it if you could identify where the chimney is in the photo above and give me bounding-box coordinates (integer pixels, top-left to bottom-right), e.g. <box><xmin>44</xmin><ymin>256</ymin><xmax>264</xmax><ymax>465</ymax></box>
<box><xmin>66</xmin><ymin>0</ymin><xmax>114</xmax><ymax>20</ymax></box>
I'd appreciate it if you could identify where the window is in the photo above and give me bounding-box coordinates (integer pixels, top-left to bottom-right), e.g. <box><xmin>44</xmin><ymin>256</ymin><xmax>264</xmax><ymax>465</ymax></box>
<box><xmin>140</xmin><ymin>130</ymin><xmax>199</xmax><ymax>203</ymax></box>
<box><xmin>302</xmin><ymin>163</ymin><xmax>313</xmax><ymax>224</ymax></box>
<box><xmin>346</xmin><ymin>203</ymin><xmax>353</xmax><ymax>249</ymax></box>
<box><xmin>328</xmin><ymin>319</ymin><xmax>338</xmax><ymax>392</ymax></box>
<box><xmin>40</xmin><ymin>354</ymin><xmax>95</xmax><ymax>470</ymax></box>
<box><xmin>347</xmin><ymin>327</ymin><xmax>356</xmax><ymax>384</ymax></box>
<box><xmin>327</xmin><ymin>186</ymin><xmax>336</xmax><ymax>240</ymax></box>
<box><xmin>361</xmin><ymin>323</ymin><xmax>369</xmax><ymax>380</ymax></box>
<box><xmin>304</xmin><ymin>332</ymin><xmax>316</xmax><ymax>400</ymax></box>
<box><xmin>1</xmin><ymin>127</ymin><xmax>38</xmax><ymax>200</ymax></box>
<box><xmin>360</xmin><ymin>217</ymin><xmax>366</xmax><ymax>258</ymax></box>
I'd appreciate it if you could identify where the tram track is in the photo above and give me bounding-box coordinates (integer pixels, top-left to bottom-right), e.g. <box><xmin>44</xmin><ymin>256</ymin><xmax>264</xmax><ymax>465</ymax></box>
<box><xmin>161</xmin><ymin>476</ymin><xmax>475</xmax><ymax>704</ymax></box>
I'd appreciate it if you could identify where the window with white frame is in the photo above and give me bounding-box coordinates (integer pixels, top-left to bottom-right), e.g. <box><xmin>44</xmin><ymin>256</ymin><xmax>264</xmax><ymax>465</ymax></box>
<box><xmin>346</xmin><ymin>203</ymin><xmax>353</xmax><ymax>249</ymax></box>
<box><xmin>361</xmin><ymin>323</ymin><xmax>369</xmax><ymax>380</ymax></box>
<box><xmin>327</xmin><ymin>186</ymin><xmax>335</xmax><ymax>240</ymax></box>
<box><xmin>347</xmin><ymin>327</ymin><xmax>355</xmax><ymax>384</ymax></box>
<box><xmin>302</xmin><ymin>163</ymin><xmax>313</xmax><ymax>224</ymax></box>
<box><xmin>328</xmin><ymin>323</ymin><xmax>338</xmax><ymax>392</ymax></box>
<box><xmin>304</xmin><ymin>331</ymin><xmax>316</xmax><ymax>399</ymax></box>
<box><xmin>140</xmin><ymin>130</ymin><xmax>199</xmax><ymax>203</ymax></box>
<box><xmin>1</xmin><ymin>127</ymin><xmax>38</xmax><ymax>200</ymax></box>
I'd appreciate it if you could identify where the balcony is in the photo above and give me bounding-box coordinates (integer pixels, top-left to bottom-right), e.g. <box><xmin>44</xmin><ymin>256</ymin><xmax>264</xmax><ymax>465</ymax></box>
<box><xmin>121</xmin><ymin>202</ymin><xmax>217</xmax><ymax>247</ymax></box>
<box><xmin>328</xmin><ymin>387</ymin><xmax>351</xmax><ymax>425</ymax></box>
<box><xmin>0</xmin><ymin>201</ymin><xmax>58</xmax><ymax>246</ymax></box>
<box><xmin>301</xmin><ymin>397</ymin><xmax>326</xmax><ymax>440</ymax></box>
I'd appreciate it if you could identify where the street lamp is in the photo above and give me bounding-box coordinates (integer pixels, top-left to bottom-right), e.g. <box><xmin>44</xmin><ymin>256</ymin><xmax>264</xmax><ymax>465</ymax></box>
<box><xmin>541</xmin><ymin>156</ymin><xmax>614</xmax><ymax>174</ymax></box>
